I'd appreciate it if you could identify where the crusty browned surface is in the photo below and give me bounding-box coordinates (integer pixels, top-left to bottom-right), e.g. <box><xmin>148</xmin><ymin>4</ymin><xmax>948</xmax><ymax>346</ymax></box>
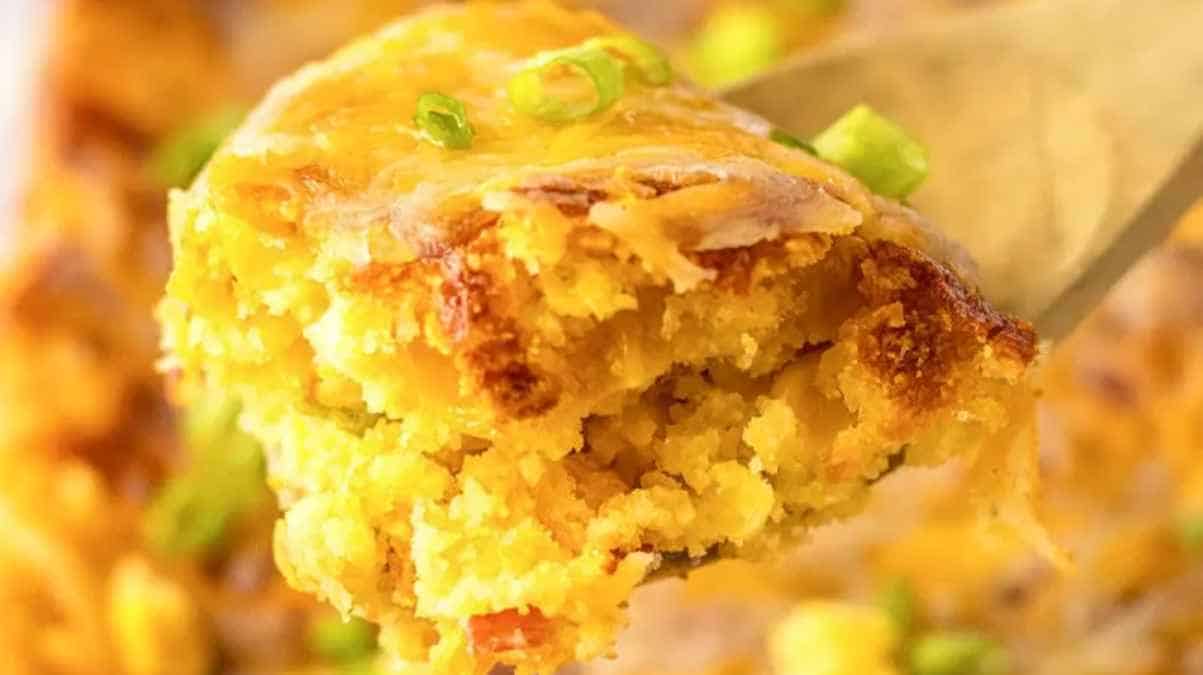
<box><xmin>342</xmin><ymin>167</ymin><xmax>1035</xmax><ymax>424</ymax></box>
<box><xmin>854</xmin><ymin>240</ymin><xmax>1037</xmax><ymax>411</ymax></box>
<box><xmin>440</xmin><ymin>248</ymin><xmax>564</xmax><ymax>419</ymax></box>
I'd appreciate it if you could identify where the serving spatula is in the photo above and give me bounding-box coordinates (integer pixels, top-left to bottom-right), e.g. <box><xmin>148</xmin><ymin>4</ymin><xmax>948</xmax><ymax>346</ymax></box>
<box><xmin>725</xmin><ymin>0</ymin><xmax>1203</xmax><ymax>339</ymax></box>
<box><xmin>645</xmin><ymin>0</ymin><xmax>1203</xmax><ymax>582</ymax></box>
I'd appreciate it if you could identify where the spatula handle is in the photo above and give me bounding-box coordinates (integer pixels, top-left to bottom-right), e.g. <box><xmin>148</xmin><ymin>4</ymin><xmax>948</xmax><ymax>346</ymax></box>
<box><xmin>1037</xmin><ymin>136</ymin><xmax>1203</xmax><ymax>339</ymax></box>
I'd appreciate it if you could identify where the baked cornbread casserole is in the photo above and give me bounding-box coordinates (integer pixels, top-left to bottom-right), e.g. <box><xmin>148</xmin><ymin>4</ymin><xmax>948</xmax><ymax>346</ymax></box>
<box><xmin>158</xmin><ymin>2</ymin><xmax>1044</xmax><ymax>673</ymax></box>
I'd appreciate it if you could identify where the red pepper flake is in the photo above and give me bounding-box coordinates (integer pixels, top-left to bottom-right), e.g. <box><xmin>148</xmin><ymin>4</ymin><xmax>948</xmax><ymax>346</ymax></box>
<box><xmin>467</xmin><ymin>608</ymin><xmax>553</xmax><ymax>654</ymax></box>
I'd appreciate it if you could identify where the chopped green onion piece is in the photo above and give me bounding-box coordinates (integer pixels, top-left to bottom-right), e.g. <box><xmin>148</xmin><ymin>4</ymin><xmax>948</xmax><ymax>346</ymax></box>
<box><xmin>144</xmin><ymin>393</ymin><xmax>267</xmax><ymax>558</ymax></box>
<box><xmin>770</xmin><ymin>128</ymin><xmax>817</xmax><ymax>155</ymax></box>
<box><xmin>909</xmin><ymin>631</ymin><xmax>1010</xmax><ymax>675</ymax></box>
<box><xmin>875</xmin><ymin>577</ymin><xmax>916</xmax><ymax>636</ymax></box>
<box><xmin>585</xmin><ymin>35</ymin><xmax>672</xmax><ymax>86</ymax></box>
<box><xmin>508</xmin><ymin>46</ymin><xmax>625</xmax><ymax>122</ymax></box>
<box><xmin>1179</xmin><ymin>515</ymin><xmax>1203</xmax><ymax>556</ymax></box>
<box><xmin>811</xmin><ymin>104</ymin><xmax>929</xmax><ymax>199</ymax></box>
<box><xmin>687</xmin><ymin>5</ymin><xmax>785</xmax><ymax>86</ymax></box>
<box><xmin>414</xmin><ymin>92</ymin><xmax>475</xmax><ymax>150</ymax></box>
<box><xmin>149</xmin><ymin>107</ymin><xmax>244</xmax><ymax>188</ymax></box>
<box><xmin>142</xmin><ymin>476</ymin><xmax>233</xmax><ymax>557</ymax></box>
<box><xmin>309</xmin><ymin>615</ymin><xmax>379</xmax><ymax>664</ymax></box>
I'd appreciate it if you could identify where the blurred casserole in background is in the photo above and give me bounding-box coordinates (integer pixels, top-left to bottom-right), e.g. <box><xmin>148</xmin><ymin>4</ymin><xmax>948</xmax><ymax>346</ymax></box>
<box><xmin>0</xmin><ymin>1</ymin><xmax>1199</xmax><ymax>675</ymax></box>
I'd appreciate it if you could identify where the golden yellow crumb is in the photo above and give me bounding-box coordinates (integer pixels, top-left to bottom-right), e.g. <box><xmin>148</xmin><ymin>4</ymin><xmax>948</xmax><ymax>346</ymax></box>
<box><xmin>159</xmin><ymin>2</ymin><xmax>1041</xmax><ymax>673</ymax></box>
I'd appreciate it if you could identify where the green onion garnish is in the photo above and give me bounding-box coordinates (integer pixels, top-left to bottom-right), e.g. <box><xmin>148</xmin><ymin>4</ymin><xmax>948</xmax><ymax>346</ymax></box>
<box><xmin>508</xmin><ymin>45</ymin><xmax>625</xmax><ymax>122</ymax></box>
<box><xmin>811</xmin><ymin>104</ymin><xmax>929</xmax><ymax>199</ymax></box>
<box><xmin>414</xmin><ymin>92</ymin><xmax>475</xmax><ymax>150</ymax></box>
<box><xmin>149</xmin><ymin>107</ymin><xmax>244</xmax><ymax>188</ymax></box>
<box><xmin>584</xmin><ymin>35</ymin><xmax>672</xmax><ymax>86</ymax></box>
<box><xmin>143</xmin><ymin>476</ymin><xmax>234</xmax><ymax>557</ymax></box>
<box><xmin>909</xmin><ymin>631</ymin><xmax>1010</xmax><ymax>675</ymax></box>
<box><xmin>875</xmin><ymin>577</ymin><xmax>916</xmax><ymax>636</ymax></box>
<box><xmin>309</xmin><ymin>615</ymin><xmax>379</xmax><ymax>664</ymax></box>
<box><xmin>1179</xmin><ymin>515</ymin><xmax>1203</xmax><ymax>556</ymax></box>
<box><xmin>144</xmin><ymin>393</ymin><xmax>267</xmax><ymax>558</ymax></box>
<box><xmin>770</xmin><ymin>128</ymin><xmax>817</xmax><ymax>155</ymax></box>
<box><xmin>687</xmin><ymin>5</ymin><xmax>785</xmax><ymax>86</ymax></box>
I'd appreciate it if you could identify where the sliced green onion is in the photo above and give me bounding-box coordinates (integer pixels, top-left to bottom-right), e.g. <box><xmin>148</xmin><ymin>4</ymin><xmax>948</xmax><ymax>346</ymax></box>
<box><xmin>909</xmin><ymin>631</ymin><xmax>1010</xmax><ymax>675</ymax></box>
<box><xmin>584</xmin><ymin>35</ymin><xmax>672</xmax><ymax>86</ymax></box>
<box><xmin>875</xmin><ymin>577</ymin><xmax>916</xmax><ymax>636</ymax></box>
<box><xmin>142</xmin><ymin>476</ymin><xmax>234</xmax><ymax>557</ymax></box>
<box><xmin>414</xmin><ymin>92</ymin><xmax>474</xmax><ymax>150</ymax></box>
<box><xmin>811</xmin><ymin>104</ymin><xmax>929</xmax><ymax>199</ymax></box>
<box><xmin>309</xmin><ymin>615</ymin><xmax>379</xmax><ymax>664</ymax></box>
<box><xmin>687</xmin><ymin>5</ymin><xmax>785</xmax><ymax>86</ymax></box>
<box><xmin>1179</xmin><ymin>515</ymin><xmax>1203</xmax><ymax>556</ymax></box>
<box><xmin>144</xmin><ymin>393</ymin><xmax>267</xmax><ymax>558</ymax></box>
<box><xmin>149</xmin><ymin>107</ymin><xmax>245</xmax><ymax>188</ymax></box>
<box><xmin>508</xmin><ymin>46</ymin><xmax>625</xmax><ymax>122</ymax></box>
<box><xmin>770</xmin><ymin>128</ymin><xmax>817</xmax><ymax>156</ymax></box>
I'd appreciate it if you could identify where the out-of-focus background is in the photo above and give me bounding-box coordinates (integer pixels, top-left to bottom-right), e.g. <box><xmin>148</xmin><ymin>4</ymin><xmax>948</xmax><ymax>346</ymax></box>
<box><xmin>0</xmin><ymin>1</ymin><xmax>48</xmax><ymax>258</ymax></box>
<box><xmin>0</xmin><ymin>2</ymin><xmax>1200</xmax><ymax>675</ymax></box>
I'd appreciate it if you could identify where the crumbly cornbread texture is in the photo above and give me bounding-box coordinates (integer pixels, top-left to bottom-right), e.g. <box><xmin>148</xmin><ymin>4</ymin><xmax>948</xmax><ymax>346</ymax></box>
<box><xmin>159</xmin><ymin>2</ymin><xmax>1040</xmax><ymax>673</ymax></box>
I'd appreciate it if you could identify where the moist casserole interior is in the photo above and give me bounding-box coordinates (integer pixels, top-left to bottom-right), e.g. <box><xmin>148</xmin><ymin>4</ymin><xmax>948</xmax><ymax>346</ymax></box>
<box><xmin>159</xmin><ymin>3</ymin><xmax>1043</xmax><ymax>673</ymax></box>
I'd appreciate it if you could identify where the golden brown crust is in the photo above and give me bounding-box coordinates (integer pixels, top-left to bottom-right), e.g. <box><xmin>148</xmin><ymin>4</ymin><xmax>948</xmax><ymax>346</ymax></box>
<box><xmin>353</xmin><ymin>193</ymin><xmax>1030</xmax><ymax>425</ymax></box>
<box><xmin>854</xmin><ymin>240</ymin><xmax>1037</xmax><ymax>412</ymax></box>
<box><xmin>352</xmin><ymin>228</ymin><xmax>1030</xmax><ymax>425</ymax></box>
<box><xmin>439</xmin><ymin>250</ymin><xmax>562</xmax><ymax>419</ymax></box>
<box><xmin>688</xmin><ymin>233</ymin><xmax>832</xmax><ymax>294</ymax></box>
<box><xmin>350</xmin><ymin>216</ymin><xmax>563</xmax><ymax>419</ymax></box>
